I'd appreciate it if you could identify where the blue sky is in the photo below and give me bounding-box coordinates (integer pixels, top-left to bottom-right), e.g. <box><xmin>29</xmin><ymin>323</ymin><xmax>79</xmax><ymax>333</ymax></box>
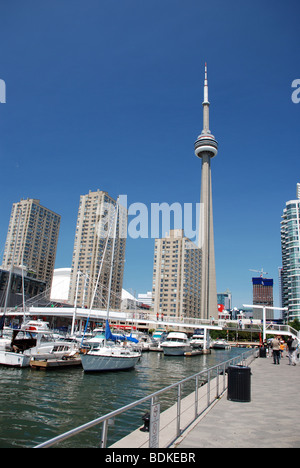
<box><xmin>0</xmin><ymin>0</ymin><xmax>299</xmax><ymax>309</ymax></box>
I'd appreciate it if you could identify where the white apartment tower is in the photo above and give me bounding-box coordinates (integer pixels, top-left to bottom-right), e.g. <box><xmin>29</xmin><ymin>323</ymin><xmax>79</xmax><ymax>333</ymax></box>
<box><xmin>152</xmin><ymin>229</ymin><xmax>201</xmax><ymax>319</ymax></box>
<box><xmin>281</xmin><ymin>184</ymin><xmax>300</xmax><ymax>321</ymax></box>
<box><xmin>68</xmin><ymin>190</ymin><xmax>127</xmax><ymax>310</ymax></box>
<box><xmin>2</xmin><ymin>198</ymin><xmax>61</xmax><ymax>289</ymax></box>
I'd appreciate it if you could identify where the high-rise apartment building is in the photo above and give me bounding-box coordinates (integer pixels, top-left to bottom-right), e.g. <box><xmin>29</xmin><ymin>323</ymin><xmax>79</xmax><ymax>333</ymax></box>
<box><xmin>68</xmin><ymin>190</ymin><xmax>127</xmax><ymax>310</ymax></box>
<box><xmin>281</xmin><ymin>187</ymin><xmax>300</xmax><ymax>321</ymax></box>
<box><xmin>152</xmin><ymin>229</ymin><xmax>201</xmax><ymax>319</ymax></box>
<box><xmin>1</xmin><ymin>198</ymin><xmax>61</xmax><ymax>289</ymax></box>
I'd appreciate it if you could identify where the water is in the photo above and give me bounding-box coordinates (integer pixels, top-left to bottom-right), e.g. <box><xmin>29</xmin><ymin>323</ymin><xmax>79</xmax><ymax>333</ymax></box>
<box><xmin>0</xmin><ymin>348</ymin><xmax>247</xmax><ymax>448</ymax></box>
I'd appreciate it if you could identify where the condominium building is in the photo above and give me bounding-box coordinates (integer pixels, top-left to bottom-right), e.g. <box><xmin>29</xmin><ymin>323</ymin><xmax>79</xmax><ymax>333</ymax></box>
<box><xmin>281</xmin><ymin>187</ymin><xmax>300</xmax><ymax>321</ymax></box>
<box><xmin>152</xmin><ymin>229</ymin><xmax>201</xmax><ymax>319</ymax></box>
<box><xmin>68</xmin><ymin>190</ymin><xmax>127</xmax><ymax>310</ymax></box>
<box><xmin>1</xmin><ymin>198</ymin><xmax>61</xmax><ymax>289</ymax></box>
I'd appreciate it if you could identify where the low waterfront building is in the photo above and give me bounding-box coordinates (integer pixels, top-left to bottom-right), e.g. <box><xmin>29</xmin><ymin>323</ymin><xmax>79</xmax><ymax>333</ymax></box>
<box><xmin>0</xmin><ymin>266</ymin><xmax>46</xmax><ymax>308</ymax></box>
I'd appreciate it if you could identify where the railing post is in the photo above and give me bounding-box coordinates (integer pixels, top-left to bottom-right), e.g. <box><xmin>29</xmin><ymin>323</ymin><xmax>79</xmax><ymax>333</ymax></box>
<box><xmin>207</xmin><ymin>370</ymin><xmax>210</xmax><ymax>407</ymax></box>
<box><xmin>100</xmin><ymin>419</ymin><xmax>108</xmax><ymax>448</ymax></box>
<box><xmin>177</xmin><ymin>383</ymin><xmax>181</xmax><ymax>437</ymax></box>
<box><xmin>195</xmin><ymin>375</ymin><xmax>199</xmax><ymax>418</ymax></box>
<box><xmin>216</xmin><ymin>365</ymin><xmax>219</xmax><ymax>398</ymax></box>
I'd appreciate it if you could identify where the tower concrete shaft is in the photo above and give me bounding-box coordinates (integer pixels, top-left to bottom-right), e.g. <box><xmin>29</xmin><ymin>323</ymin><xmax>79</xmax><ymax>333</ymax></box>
<box><xmin>194</xmin><ymin>64</ymin><xmax>218</xmax><ymax>319</ymax></box>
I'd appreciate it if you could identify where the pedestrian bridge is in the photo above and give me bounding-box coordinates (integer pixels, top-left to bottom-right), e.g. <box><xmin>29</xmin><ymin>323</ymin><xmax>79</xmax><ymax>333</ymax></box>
<box><xmin>4</xmin><ymin>305</ymin><xmax>300</xmax><ymax>343</ymax></box>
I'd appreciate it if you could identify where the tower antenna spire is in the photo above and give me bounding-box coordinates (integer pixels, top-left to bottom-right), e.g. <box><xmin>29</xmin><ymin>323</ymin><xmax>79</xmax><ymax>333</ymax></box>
<box><xmin>204</xmin><ymin>62</ymin><xmax>208</xmax><ymax>103</ymax></box>
<box><xmin>202</xmin><ymin>62</ymin><xmax>210</xmax><ymax>133</ymax></box>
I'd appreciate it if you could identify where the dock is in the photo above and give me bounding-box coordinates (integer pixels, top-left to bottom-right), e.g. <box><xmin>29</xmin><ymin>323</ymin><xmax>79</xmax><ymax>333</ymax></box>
<box><xmin>174</xmin><ymin>355</ymin><xmax>300</xmax><ymax>448</ymax></box>
<box><xmin>110</xmin><ymin>354</ymin><xmax>300</xmax><ymax>449</ymax></box>
<box><xmin>30</xmin><ymin>357</ymin><xmax>82</xmax><ymax>370</ymax></box>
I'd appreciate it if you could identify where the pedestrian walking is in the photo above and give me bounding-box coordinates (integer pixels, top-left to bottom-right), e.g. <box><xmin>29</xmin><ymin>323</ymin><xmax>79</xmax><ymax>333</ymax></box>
<box><xmin>271</xmin><ymin>337</ymin><xmax>281</xmax><ymax>365</ymax></box>
<box><xmin>280</xmin><ymin>339</ymin><xmax>285</xmax><ymax>358</ymax></box>
<box><xmin>286</xmin><ymin>336</ymin><xmax>298</xmax><ymax>366</ymax></box>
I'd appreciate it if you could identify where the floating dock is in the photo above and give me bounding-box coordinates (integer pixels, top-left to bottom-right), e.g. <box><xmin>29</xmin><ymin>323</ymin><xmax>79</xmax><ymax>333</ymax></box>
<box><xmin>30</xmin><ymin>357</ymin><xmax>82</xmax><ymax>370</ymax></box>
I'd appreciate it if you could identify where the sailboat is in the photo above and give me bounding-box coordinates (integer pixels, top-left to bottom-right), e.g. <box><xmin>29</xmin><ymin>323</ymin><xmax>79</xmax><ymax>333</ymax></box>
<box><xmin>81</xmin><ymin>319</ymin><xmax>141</xmax><ymax>372</ymax></box>
<box><xmin>80</xmin><ymin>198</ymin><xmax>141</xmax><ymax>372</ymax></box>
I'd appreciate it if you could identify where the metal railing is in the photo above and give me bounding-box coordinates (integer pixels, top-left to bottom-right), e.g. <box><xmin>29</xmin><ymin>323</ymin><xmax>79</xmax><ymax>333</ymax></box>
<box><xmin>34</xmin><ymin>348</ymin><xmax>257</xmax><ymax>449</ymax></box>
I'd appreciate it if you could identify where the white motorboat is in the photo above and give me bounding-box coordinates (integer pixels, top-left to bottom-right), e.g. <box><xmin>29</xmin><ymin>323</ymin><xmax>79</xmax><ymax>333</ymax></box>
<box><xmin>190</xmin><ymin>329</ymin><xmax>206</xmax><ymax>349</ymax></box>
<box><xmin>0</xmin><ymin>328</ymin><xmax>37</xmax><ymax>367</ymax></box>
<box><xmin>25</xmin><ymin>332</ymin><xmax>79</xmax><ymax>361</ymax></box>
<box><xmin>84</xmin><ymin>328</ymin><xmax>105</xmax><ymax>346</ymax></box>
<box><xmin>161</xmin><ymin>332</ymin><xmax>192</xmax><ymax>356</ymax></box>
<box><xmin>152</xmin><ymin>330</ymin><xmax>167</xmax><ymax>342</ymax></box>
<box><xmin>211</xmin><ymin>339</ymin><xmax>231</xmax><ymax>349</ymax></box>
<box><xmin>21</xmin><ymin>319</ymin><xmax>51</xmax><ymax>333</ymax></box>
<box><xmin>124</xmin><ymin>331</ymin><xmax>153</xmax><ymax>352</ymax></box>
<box><xmin>137</xmin><ymin>333</ymin><xmax>154</xmax><ymax>352</ymax></box>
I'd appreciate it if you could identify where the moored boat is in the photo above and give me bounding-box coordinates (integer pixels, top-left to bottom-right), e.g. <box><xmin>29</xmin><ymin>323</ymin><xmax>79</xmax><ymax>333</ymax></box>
<box><xmin>80</xmin><ymin>339</ymin><xmax>141</xmax><ymax>372</ymax></box>
<box><xmin>25</xmin><ymin>332</ymin><xmax>79</xmax><ymax>361</ymax></box>
<box><xmin>161</xmin><ymin>332</ymin><xmax>192</xmax><ymax>356</ymax></box>
<box><xmin>190</xmin><ymin>329</ymin><xmax>208</xmax><ymax>349</ymax></box>
<box><xmin>0</xmin><ymin>328</ymin><xmax>37</xmax><ymax>367</ymax></box>
<box><xmin>211</xmin><ymin>339</ymin><xmax>231</xmax><ymax>349</ymax></box>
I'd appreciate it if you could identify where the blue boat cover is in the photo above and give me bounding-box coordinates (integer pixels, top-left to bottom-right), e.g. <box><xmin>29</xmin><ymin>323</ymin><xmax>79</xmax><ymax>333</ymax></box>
<box><xmin>105</xmin><ymin>320</ymin><xmax>139</xmax><ymax>343</ymax></box>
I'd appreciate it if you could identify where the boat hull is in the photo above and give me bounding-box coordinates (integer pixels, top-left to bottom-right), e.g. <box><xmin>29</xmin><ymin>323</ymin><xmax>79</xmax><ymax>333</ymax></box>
<box><xmin>0</xmin><ymin>351</ymin><xmax>31</xmax><ymax>367</ymax></box>
<box><xmin>162</xmin><ymin>345</ymin><xmax>191</xmax><ymax>356</ymax></box>
<box><xmin>190</xmin><ymin>341</ymin><xmax>204</xmax><ymax>349</ymax></box>
<box><xmin>211</xmin><ymin>340</ymin><xmax>231</xmax><ymax>349</ymax></box>
<box><xmin>81</xmin><ymin>352</ymin><xmax>141</xmax><ymax>372</ymax></box>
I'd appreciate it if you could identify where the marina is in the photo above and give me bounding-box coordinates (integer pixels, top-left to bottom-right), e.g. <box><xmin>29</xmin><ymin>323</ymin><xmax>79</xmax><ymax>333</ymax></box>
<box><xmin>0</xmin><ymin>346</ymin><xmax>247</xmax><ymax>448</ymax></box>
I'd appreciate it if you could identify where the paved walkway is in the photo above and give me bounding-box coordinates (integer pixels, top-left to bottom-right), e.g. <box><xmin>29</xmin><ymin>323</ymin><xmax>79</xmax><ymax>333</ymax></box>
<box><xmin>174</xmin><ymin>354</ymin><xmax>300</xmax><ymax>448</ymax></box>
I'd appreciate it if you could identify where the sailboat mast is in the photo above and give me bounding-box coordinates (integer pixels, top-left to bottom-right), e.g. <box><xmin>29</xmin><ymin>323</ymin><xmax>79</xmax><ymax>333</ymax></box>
<box><xmin>80</xmin><ymin>199</ymin><xmax>119</xmax><ymax>346</ymax></box>
<box><xmin>106</xmin><ymin>198</ymin><xmax>119</xmax><ymax>321</ymax></box>
<box><xmin>3</xmin><ymin>209</ymin><xmax>21</xmax><ymax>313</ymax></box>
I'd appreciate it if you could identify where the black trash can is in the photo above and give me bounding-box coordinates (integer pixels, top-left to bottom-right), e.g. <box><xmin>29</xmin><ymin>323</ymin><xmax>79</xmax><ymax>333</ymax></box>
<box><xmin>227</xmin><ymin>365</ymin><xmax>251</xmax><ymax>402</ymax></box>
<box><xmin>259</xmin><ymin>347</ymin><xmax>267</xmax><ymax>358</ymax></box>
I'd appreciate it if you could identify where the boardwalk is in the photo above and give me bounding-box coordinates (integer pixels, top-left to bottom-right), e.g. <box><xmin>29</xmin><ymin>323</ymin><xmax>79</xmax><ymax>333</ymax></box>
<box><xmin>173</xmin><ymin>354</ymin><xmax>300</xmax><ymax>448</ymax></box>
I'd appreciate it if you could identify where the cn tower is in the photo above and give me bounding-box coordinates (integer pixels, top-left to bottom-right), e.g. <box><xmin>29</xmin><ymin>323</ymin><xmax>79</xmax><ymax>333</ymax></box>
<box><xmin>194</xmin><ymin>64</ymin><xmax>218</xmax><ymax>319</ymax></box>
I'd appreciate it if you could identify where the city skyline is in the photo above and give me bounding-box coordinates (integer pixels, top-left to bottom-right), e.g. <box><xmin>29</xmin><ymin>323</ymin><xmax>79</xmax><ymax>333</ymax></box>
<box><xmin>0</xmin><ymin>1</ymin><xmax>299</xmax><ymax>310</ymax></box>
